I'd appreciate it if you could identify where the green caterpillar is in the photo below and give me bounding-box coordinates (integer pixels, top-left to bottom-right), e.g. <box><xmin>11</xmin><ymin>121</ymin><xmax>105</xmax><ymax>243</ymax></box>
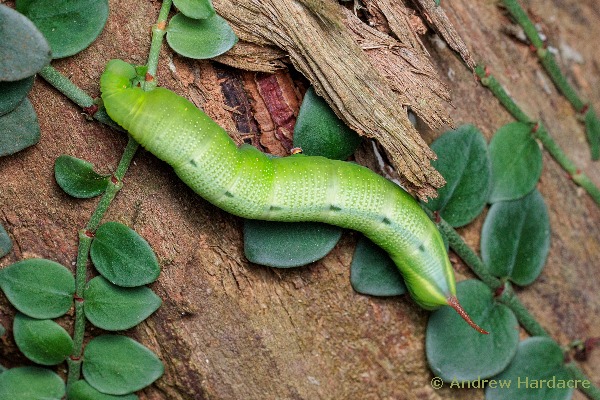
<box><xmin>100</xmin><ymin>59</ymin><xmax>487</xmax><ymax>334</ymax></box>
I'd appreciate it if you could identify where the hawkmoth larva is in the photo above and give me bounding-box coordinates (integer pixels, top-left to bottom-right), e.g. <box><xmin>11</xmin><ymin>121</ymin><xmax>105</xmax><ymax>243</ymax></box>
<box><xmin>100</xmin><ymin>59</ymin><xmax>488</xmax><ymax>334</ymax></box>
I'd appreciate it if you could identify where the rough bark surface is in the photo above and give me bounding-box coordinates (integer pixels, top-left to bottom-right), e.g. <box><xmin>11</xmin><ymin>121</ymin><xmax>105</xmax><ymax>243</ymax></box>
<box><xmin>0</xmin><ymin>0</ymin><xmax>599</xmax><ymax>399</ymax></box>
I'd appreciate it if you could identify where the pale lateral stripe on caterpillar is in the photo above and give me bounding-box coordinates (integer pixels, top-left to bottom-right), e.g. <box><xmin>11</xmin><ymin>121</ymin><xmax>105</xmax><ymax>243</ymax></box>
<box><xmin>100</xmin><ymin>59</ymin><xmax>487</xmax><ymax>334</ymax></box>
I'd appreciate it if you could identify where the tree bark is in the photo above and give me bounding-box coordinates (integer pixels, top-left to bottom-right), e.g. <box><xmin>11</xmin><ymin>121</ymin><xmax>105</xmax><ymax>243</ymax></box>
<box><xmin>0</xmin><ymin>0</ymin><xmax>598</xmax><ymax>399</ymax></box>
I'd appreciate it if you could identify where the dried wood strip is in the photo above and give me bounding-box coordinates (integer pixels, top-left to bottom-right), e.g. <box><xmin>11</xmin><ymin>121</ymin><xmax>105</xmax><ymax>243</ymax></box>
<box><xmin>343</xmin><ymin>7</ymin><xmax>452</xmax><ymax>130</ymax></box>
<box><xmin>411</xmin><ymin>0</ymin><xmax>476</xmax><ymax>69</ymax></box>
<box><xmin>365</xmin><ymin>0</ymin><xmax>422</xmax><ymax>50</ymax></box>
<box><xmin>215</xmin><ymin>41</ymin><xmax>287</xmax><ymax>74</ymax></box>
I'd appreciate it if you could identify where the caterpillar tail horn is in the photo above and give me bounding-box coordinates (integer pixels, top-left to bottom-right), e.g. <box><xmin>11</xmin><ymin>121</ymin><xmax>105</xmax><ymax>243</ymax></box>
<box><xmin>447</xmin><ymin>296</ymin><xmax>489</xmax><ymax>334</ymax></box>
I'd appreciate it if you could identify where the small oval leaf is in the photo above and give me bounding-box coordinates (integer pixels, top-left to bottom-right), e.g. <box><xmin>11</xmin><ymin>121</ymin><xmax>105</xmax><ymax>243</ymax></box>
<box><xmin>16</xmin><ymin>0</ymin><xmax>109</xmax><ymax>59</ymax></box>
<box><xmin>481</xmin><ymin>189</ymin><xmax>550</xmax><ymax>286</ymax></box>
<box><xmin>13</xmin><ymin>313</ymin><xmax>74</xmax><ymax>365</ymax></box>
<box><xmin>0</xmin><ymin>258</ymin><xmax>75</xmax><ymax>318</ymax></box>
<box><xmin>90</xmin><ymin>222</ymin><xmax>160</xmax><ymax>287</ymax></box>
<box><xmin>54</xmin><ymin>155</ymin><xmax>110</xmax><ymax>198</ymax></box>
<box><xmin>84</xmin><ymin>276</ymin><xmax>161</xmax><ymax>331</ymax></box>
<box><xmin>166</xmin><ymin>12</ymin><xmax>238</xmax><ymax>59</ymax></box>
<box><xmin>0</xmin><ymin>366</ymin><xmax>65</xmax><ymax>400</ymax></box>
<box><xmin>426</xmin><ymin>280</ymin><xmax>519</xmax><ymax>381</ymax></box>
<box><xmin>82</xmin><ymin>335</ymin><xmax>164</xmax><ymax>395</ymax></box>
<box><xmin>425</xmin><ymin>125</ymin><xmax>490</xmax><ymax>227</ymax></box>
<box><xmin>0</xmin><ymin>222</ymin><xmax>12</xmax><ymax>258</ymax></box>
<box><xmin>0</xmin><ymin>76</ymin><xmax>35</xmax><ymax>116</ymax></box>
<box><xmin>293</xmin><ymin>87</ymin><xmax>362</xmax><ymax>160</ymax></box>
<box><xmin>0</xmin><ymin>98</ymin><xmax>41</xmax><ymax>157</ymax></box>
<box><xmin>488</xmin><ymin>122</ymin><xmax>542</xmax><ymax>202</ymax></box>
<box><xmin>0</xmin><ymin>5</ymin><xmax>51</xmax><ymax>81</ymax></box>
<box><xmin>244</xmin><ymin>220</ymin><xmax>342</xmax><ymax>268</ymax></box>
<box><xmin>173</xmin><ymin>0</ymin><xmax>215</xmax><ymax>19</ymax></box>
<box><xmin>485</xmin><ymin>337</ymin><xmax>574</xmax><ymax>400</ymax></box>
<box><xmin>67</xmin><ymin>380</ymin><xmax>139</xmax><ymax>400</ymax></box>
<box><xmin>350</xmin><ymin>236</ymin><xmax>407</xmax><ymax>296</ymax></box>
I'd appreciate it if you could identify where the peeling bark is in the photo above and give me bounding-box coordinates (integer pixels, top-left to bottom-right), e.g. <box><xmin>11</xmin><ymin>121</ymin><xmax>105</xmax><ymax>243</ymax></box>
<box><xmin>410</xmin><ymin>0</ymin><xmax>476</xmax><ymax>69</ymax></box>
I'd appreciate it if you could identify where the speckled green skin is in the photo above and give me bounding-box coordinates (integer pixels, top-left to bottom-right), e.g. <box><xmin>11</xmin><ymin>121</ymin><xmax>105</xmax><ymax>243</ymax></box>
<box><xmin>100</xmin><ymin>59</ymin><xmax>456</xmax><ymax>310</ymax></box>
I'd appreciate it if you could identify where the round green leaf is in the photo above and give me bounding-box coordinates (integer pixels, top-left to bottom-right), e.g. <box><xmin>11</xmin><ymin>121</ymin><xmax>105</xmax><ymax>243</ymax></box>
<box><xmin>0</xmin><ymin>98</ymin><xmax>40</xmax><ymax>157</ymax></box>
<box><xmin>350</xmin><ymin>236</ymin><xmax>406</xmax><ymax>296</ymax></box>
<box><xmin>0</xmin><ymin>5</ymin><xmax>51</xmax><ymax>81</ymax></box>
<box><xmin>425</xmin><ymin>125</ymin><xmax>490</xmax><ymax>227</ymax></box>
<box><xmin>0</xmin><ymin>366</ymin><xmax>65</xmax><ymax>399</ymax></box>
<box><xmin>84</xmin><ymin>276</ymin><xmax>161</xmax><ymax>331</ymax></box>
<box><xmin>0</xmin><ymin>76</ymin><xmax>35</xmax><ymax>116</ymax></box>
<box><xmin>15</xmin><ymin>0</ymin><xmax>109</xmax><ymax>59</ymax></box>
<box><xmin>481</xmin><ymin>189</ymin><xmax>550</xmax><ymax>286</ymax></box>
<box><xmin>55</xmin><ymin>155</ymin><xmax>110</xmax><ymax>198</ymax></box>
<box><xmin>173</xmin><ymin>0</ymin><xmax>215</xmax><ymax>19</ymax></box>
<box><xmin>244</xmin><ymin>220</ymin><xmax>342</xmax><ymax>268</ymax></box>
<box><xmin>0</xmin><ymin>222</ymin><xmax>12</xmax><ymax>258</ymax></box>
<box><xmin>90</xmin><ymin>222</ymin><xmax>160</xmax><ymax>287</ymax></box>
<box><xmin>486</xmin><ymin>337</ymin><xmax>575</xmax><ymax>400</ymax></box>
<box><xmin>13</xmin><ymin>313</ymin><xmax>73</xmax><ymax>365</ymax></box>
<box><xmin>166</xmin><ymin>12</ymin><xmax>238</xmax><ymax>59</ymax></box>
<box><xmin>488</xmin><ymin>122</ymin><xmax>542</xmax><ymax>202</ymax></box>
<box><xmin>293</xmin><ymin>87</ymin><xmax>362</xmax><ymax>160</ymax></box>
<box><xmin>0</xmin><ymin>258</ymin><xmax>74</xmax><ymax>318</ymax></box>
<box><xmin>67</xmin><ymin>380</ymin><xmax>139</xmax><ymax>400</ymax></box>
<box><xmin>426</xmin><ymin>280</ymin><xmax>519</xmax><ymax>382</ymax></box>
<box><xmin>82</xmin><ymin>335</ymin><xmax>164</xmax><ymax>395</ymax></box>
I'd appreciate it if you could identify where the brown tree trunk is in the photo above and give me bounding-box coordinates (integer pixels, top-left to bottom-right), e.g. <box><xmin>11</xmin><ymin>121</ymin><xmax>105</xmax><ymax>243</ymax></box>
<box><xmin>1</xmin><ymin>0</ymin><xmax>598</xmax><ymax>399</ymax></box>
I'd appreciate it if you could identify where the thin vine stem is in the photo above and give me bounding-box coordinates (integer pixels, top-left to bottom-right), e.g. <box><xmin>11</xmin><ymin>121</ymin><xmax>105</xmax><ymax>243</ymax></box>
<box><xmin>38</xmin><ymin>0</ymin><xmax>173</xmax><ymax>388</ymax></box>
<box><xmin>38</xmin><ymin>65</ymin><xmax>122</xmax><ymax>131</ymax></box>
<box><xmin>145</xmin><ymin>0</ymin><xmax>172</xmax><ymax>91</ymax></box>
<box><xmin>500</xmin><ymin>0</ymin><xmax>584</xmax><ymax>110</ymax></box>
<box><xmin>495</xmin><ymin>282</ymin><xmax>549</xmax><ymax>337</ymax></box>
<box><xmin>474</xmin><ymin>65</ymin><xmax>531</xmax><ymax>123</ymax></box>
<box><xmin>500</xmin><ymin>0</ymin><xmax>600</xmax><ymax>158</ymax></box>
<box><xmin>532</xmin><ymin>124</ymin><xmax>600</xmax><ymax>204</ymax></box>
<box><xmin>66</xmin><ymin>136</ymin><xmax>139</xmax><ymax>386</ymax></box>
<box><xmin>474</xmin><ymin>65</ymin><xmax>600</xmax><ymax>206</ymax></box>
<box><xmin>421</xmin><ymin>206</ymin><xmax>502</xmax><ymax>290</ymax></box>
<box><xmin>38</xmin><ymin>66</ymin><xmax>93</xmax><ymax>108</ymax></box>
<box><xmin>566</xmin><ymin>363</ymin><xmax>600</xmax><ymax>400</ymax></box>
<box><xmin>38</xmin><ymin>63</ymin><xmax>127</xmax><ymax>386</ymax></box>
